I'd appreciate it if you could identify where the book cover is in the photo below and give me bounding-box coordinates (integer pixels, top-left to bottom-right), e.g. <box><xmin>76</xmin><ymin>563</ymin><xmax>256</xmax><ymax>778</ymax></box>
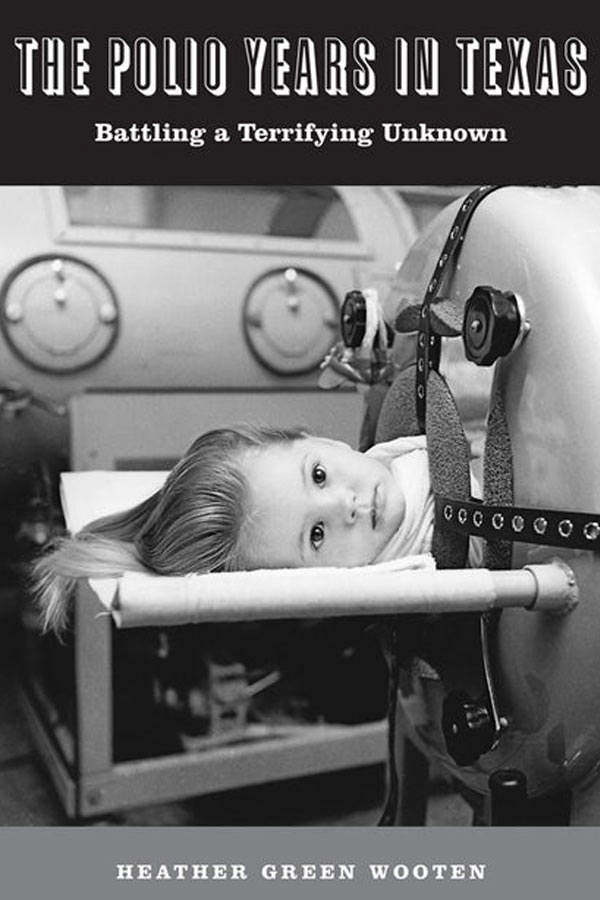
<box><xmin>1</xmin><ymin>8</ymin><xmax>598</xmax><ymax>899</ymax></box>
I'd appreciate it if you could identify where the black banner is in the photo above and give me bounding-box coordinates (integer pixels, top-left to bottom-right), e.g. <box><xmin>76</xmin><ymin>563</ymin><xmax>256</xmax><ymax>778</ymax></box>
<box><xmin>1</xmin><ymin>13</ymin><xmax>597</xmax><ymax>183</ymax></box>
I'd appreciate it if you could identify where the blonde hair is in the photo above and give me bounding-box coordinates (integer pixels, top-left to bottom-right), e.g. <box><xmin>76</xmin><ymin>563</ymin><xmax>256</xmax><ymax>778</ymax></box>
<box><xmin>31</xmin><ymin>425</ymin><xmax>307</xmax><ymax>634</ymax></box>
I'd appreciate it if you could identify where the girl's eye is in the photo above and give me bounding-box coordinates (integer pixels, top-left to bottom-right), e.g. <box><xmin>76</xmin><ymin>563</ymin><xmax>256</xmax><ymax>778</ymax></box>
<box><xmin>312</xmin><ymin>464</ymin><xmax>326</xmax><ymax>485</ymax></box>
<box><xmin>310</xmin><ymin>522</ymin><xmax>325</xmax><ymax>550</ymax></box>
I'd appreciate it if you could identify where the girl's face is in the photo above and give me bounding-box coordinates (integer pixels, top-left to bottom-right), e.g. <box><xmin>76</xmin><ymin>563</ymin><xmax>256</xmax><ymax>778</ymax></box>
<box><xmin>239</xmin><ymin>437</ymin><xmax>406</xmax><ymax>569</ymax></box>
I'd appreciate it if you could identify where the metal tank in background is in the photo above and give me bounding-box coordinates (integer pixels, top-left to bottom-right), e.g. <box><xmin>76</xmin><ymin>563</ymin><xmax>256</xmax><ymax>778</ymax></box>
<box><xmin>0</xmin><ymin>185</ymin><xmax>419</xmax><ymax>602</ymax></box>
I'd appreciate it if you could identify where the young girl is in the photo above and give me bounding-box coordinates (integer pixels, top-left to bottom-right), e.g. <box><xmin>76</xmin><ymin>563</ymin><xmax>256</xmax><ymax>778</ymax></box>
<box><xmin>32</xmin><ymin>424</ymin><xmax>456</xmax><ymax>634</ymax></box>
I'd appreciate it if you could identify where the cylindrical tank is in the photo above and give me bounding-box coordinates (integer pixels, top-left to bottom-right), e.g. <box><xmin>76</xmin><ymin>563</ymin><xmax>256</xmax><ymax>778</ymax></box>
<box><xmin>0</xmin><ymin>186</ymin><xmax>417</xmax><ymax>571</ymax></box>
<box><xmin>384</xmin><ymin>186</ymin><xmax>600</xmax><ymax>821</ymax></box>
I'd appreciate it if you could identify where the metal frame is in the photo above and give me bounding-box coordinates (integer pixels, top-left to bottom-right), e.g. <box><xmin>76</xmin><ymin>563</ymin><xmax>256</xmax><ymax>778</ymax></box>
<box><xmin>22</xmin><ymin>580</ymin><xmax>388</xmax><ymax>820</ymax></box>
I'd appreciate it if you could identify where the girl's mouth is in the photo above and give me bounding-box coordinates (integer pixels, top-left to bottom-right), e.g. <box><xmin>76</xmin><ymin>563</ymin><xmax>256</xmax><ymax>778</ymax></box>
<box><xmin>371</xmin><ymin>485</ymin><xmax>379</xmax><ymax>529</ymax></box>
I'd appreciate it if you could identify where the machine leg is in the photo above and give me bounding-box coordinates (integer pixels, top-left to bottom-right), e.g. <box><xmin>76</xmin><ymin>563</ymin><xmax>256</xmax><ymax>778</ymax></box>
<box><xmin>489</xmin><ymin>769</ymin><xmax>571</xmax><ymax>825</ymax></box>
<box><xmin>74</xmin><ymin>582</ymin><xmax>113</xmax><ymax>815</ymax></box>
<box><xmin>398</xmin><ymin>737</ymin><xmax>430</xmax><ymax>825</ymax></box>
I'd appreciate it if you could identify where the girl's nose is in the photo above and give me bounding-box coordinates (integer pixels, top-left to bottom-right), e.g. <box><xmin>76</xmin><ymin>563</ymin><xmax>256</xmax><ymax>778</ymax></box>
<box><xmin>344</xmin><ymin>494</ymin><xmax>358</xmax><ymax>525</ymax></box>
<box><xmin>324</xmin><ymin>490</ymin><xmax>359</xmax><ymax>525</ymax></box>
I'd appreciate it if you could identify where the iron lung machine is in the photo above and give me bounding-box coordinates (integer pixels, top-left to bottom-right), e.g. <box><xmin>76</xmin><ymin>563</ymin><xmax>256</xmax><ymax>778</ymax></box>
<box><xmin>366</xmin><ymin>186</ymin><xmax>600</xmax><ymax>825</ymax></box>
<box><xmin>16</xmin><ymin>184</ymin><xmax>600</xmax><ymax>825</ymax></box>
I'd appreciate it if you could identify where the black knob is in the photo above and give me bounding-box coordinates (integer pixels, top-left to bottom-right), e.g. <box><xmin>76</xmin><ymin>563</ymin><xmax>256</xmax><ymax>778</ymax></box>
<box><xmin>340</xmin><ymin>289</ymin><xmax>395</xmax><ymax>351</ymax></box>
<box><xmin>341</xmin><ymin>290</ymin><xmax>367</xmax><ymax>348</ymax></box>
<box><xmin>462</xmin><ymin>285</ymin><xmax>524</xmax><ymax>366</ymax></box>
<box><xmin>442</xmin><ymin>690</ymin><xmax>496</xmax><ymax>766</ymax></box>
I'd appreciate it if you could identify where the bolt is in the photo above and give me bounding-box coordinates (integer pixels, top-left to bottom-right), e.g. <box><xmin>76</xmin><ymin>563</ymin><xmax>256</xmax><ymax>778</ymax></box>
<box><xmin>5</xmin><ymin>302</ymin><xmax>23</xmax><ymax>323</ymax></box>
<box><xmin>86</xmin><ymin>788</ymin><xmax>104</xmax><ymax>807</ymax></box>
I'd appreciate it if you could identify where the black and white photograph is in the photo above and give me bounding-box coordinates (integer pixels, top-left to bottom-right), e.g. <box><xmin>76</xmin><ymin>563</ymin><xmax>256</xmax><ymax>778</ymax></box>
<box><xmin>1</xmin><ymin>12</ymin><xmax>599</xmax><ymax>900</ymax></box>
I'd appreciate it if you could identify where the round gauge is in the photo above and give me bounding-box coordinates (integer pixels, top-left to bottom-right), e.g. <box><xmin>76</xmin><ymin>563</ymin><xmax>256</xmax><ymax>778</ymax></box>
<box><xmin>0</xmin><ymin>254</ymin><xmax>120</xmax><ymax>374</ymax></box>
<box><xmin>242</xmin><ymin>267</ymin><xmax>340</xmax><ymax>375</ymax></box>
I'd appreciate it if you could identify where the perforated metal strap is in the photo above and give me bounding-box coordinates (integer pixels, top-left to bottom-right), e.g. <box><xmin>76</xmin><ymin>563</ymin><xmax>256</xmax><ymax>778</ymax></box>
<box><xmin>416</xmin><ymin>185</ymin><xmax>503</xmax><ymax>433</ymax></box>
<box><xmin>436</xmin><ymin>496</ymin><xmax>600</xmax><ymax>551</ymax></box>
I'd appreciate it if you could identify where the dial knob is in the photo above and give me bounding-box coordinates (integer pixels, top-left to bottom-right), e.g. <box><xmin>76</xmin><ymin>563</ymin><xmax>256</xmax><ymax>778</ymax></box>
<box><xmin>462</xmin><ymin>285</ymin><xmax>526</xmax><ymax>366</ymax></box>
<box><xmin>341</xmin><ymin>291</ymin><xmax>367</xmax><ymax>348</ymax></box>
<box><xmin>442</xmin><ymin>690</ymin><xmax>496</xmax><ymax>766</ymax></box>
<box><xmin>340</xmin><ymin>290</ymin><xmax>394</xmax><ymax>350</ymax></box>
